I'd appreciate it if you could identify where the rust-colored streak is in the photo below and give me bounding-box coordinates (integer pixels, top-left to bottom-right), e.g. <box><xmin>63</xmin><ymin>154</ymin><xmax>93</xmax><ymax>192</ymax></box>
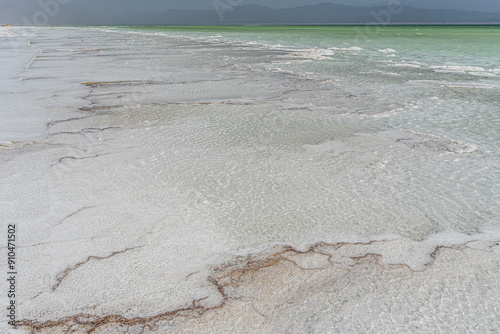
<box><xmin>15</xmin><ymin>240</ymin><xmax>492</xmax><ymax>333</ymax></box>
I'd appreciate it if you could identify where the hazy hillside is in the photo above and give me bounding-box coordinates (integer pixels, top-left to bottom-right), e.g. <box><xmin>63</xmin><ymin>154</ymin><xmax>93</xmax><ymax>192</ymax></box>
<box><xmin>1</xmin><ymin>2</ymin><xmax>499</xmax><ymax>25</ymax></box>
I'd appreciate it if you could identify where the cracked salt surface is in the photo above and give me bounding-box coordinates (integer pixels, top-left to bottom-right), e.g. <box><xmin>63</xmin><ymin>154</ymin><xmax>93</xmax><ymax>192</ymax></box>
<box><xmin>1</xmin><ymin>26</ymin><xmax>499</xmax><ymax>333</ymax></box>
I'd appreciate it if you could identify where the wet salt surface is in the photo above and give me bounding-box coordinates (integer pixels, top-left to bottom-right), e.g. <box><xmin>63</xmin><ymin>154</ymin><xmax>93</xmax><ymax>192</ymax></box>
<box><xmin>0</xmin><ymin>26</ymin><xmax>499</xmax><ymax>333</ymax></box>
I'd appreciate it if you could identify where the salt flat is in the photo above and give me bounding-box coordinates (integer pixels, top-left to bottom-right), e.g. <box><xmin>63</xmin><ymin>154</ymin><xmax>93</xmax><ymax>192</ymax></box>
<box><xmin>0</xmin><ymin>26</ymin><xmax>499</xmax><ymax>333</ymax></box>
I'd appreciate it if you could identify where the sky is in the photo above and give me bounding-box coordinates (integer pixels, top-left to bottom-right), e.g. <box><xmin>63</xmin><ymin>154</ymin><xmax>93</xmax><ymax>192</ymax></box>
<box><xmin>1</xmin><ymin>0</ymin><xmax>499</xmax><ymax>25</ymax></box>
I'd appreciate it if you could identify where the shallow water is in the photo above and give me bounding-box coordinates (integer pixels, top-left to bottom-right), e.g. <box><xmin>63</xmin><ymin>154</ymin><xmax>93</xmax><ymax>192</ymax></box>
<box><xmin>1</xmin><ymin>25</ymin><xmax>499</xmax><ymax>333</ymax></box>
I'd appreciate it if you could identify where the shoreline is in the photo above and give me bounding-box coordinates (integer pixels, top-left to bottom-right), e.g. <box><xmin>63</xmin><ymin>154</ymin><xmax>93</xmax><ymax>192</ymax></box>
<box><xmin>1</xmin><ymin>26</ymin><xmax>499</xmax><ymax>333</ymax></box>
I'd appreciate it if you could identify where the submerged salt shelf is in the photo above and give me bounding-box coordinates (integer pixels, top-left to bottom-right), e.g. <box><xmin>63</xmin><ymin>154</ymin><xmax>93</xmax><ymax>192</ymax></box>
<box><xmin>0</xmin><ymin>26</ymin><xmax>499</xmax><ymax>333</ymax></box>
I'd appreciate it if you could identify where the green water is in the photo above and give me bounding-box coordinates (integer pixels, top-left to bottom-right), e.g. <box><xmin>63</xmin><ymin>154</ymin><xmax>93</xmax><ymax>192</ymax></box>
<box><xmin>118</xmin><ymin>25</ymin><xmax>500</xmax><ymax>69</ymax></box>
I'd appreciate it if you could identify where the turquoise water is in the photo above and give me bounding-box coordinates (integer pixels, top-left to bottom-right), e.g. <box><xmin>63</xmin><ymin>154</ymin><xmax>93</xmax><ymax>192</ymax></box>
<box><xmin>107</xmin><ymin>25</ymin><xmax>500</xmax><ymax>236</ymax></box>
<box><xmin>118</xmin><ymin>25</ymin><xmax>500</xmax><ymax>69</ymax></box>
<box><xmin>111</xmin><ymin>25</ymin><xmax>500</xmax><ymax>151</ymax></box>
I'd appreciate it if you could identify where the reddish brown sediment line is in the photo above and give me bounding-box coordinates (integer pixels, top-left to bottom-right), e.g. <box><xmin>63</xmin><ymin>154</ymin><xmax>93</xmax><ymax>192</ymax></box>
<box><xmin>15</xmin><ymin>240</ymin><xmax>498</xmax><ymax>333</ymax></box>
<box><xmin>50</xmin><ymin>153</ymin><xmax>112</xmax><ymax>168</ymax></box>
<box><xmin>16</xmin><ymin>300</ymin><xmax>221</xmax><ymax>334</ymax></box>
<box><xmin>53</xmin><ymin>206</ymin><xmax>96</xmax><ymax>226</ymax></box>
<box><xmin>47</xmin><ymin>126</ymin><xmax>122</xmax><ymax>137</ymax></box>
<box><xmin>16</xmin><ymin>275</ymin><xmax>228</xmax><ymax>333</ymax></box>
<box><xmin>78</xmin><ymin>106</ymin><xmax>125</xmax><ymax>112</ymax></box>
<box><xmin>50</xmin><ymin>247</ymin><xmax>143</xmax><ymax>293</ymax></box>
<box><xmin>47</xmin><ymin>117</ymin><xmax>93</xmax><ymax>130</ymax></box>
<box><xmin>76</xmin><ymin>100</ymin><xmax>256</xmax><ymax>114</ymax></box>
<box><xmin>15</xmin><ymin>253</ymin><xmax>280</xmax><ymax>333</ymax></box>
<box><xmin>80</xmin><ymin>81</ymin><xmax>149</xmax><ymax>86</ymax></box>
<box><xmin>0</xmin><ymin>141</ymin><xmax>48</xmax><ymax>148</ymax></box>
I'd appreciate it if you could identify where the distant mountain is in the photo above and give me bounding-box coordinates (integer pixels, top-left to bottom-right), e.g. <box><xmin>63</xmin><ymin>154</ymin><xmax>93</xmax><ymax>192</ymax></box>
<box><xmin>108</xmin><ymin>3</ymin><xmax>500</xmax><ymax>25</ymax></box>
<box><xmin>382</xmin><ymin>0</ymin><xmax>500</xmax><ymax>13</ymax></box>
<box><xmin>247</xmin><ymin>0</ymin><xmax>500</xmax><ymax>13</ymax></box>
<box><xmin>1</xmin><ymin>2</ymin><xmax>499</xmax><ymax>26</ymax></box>
<box><xmin>3</xmin><ymin>0</ymin><xmax>498</xmax><ymax>14</ymax></box>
